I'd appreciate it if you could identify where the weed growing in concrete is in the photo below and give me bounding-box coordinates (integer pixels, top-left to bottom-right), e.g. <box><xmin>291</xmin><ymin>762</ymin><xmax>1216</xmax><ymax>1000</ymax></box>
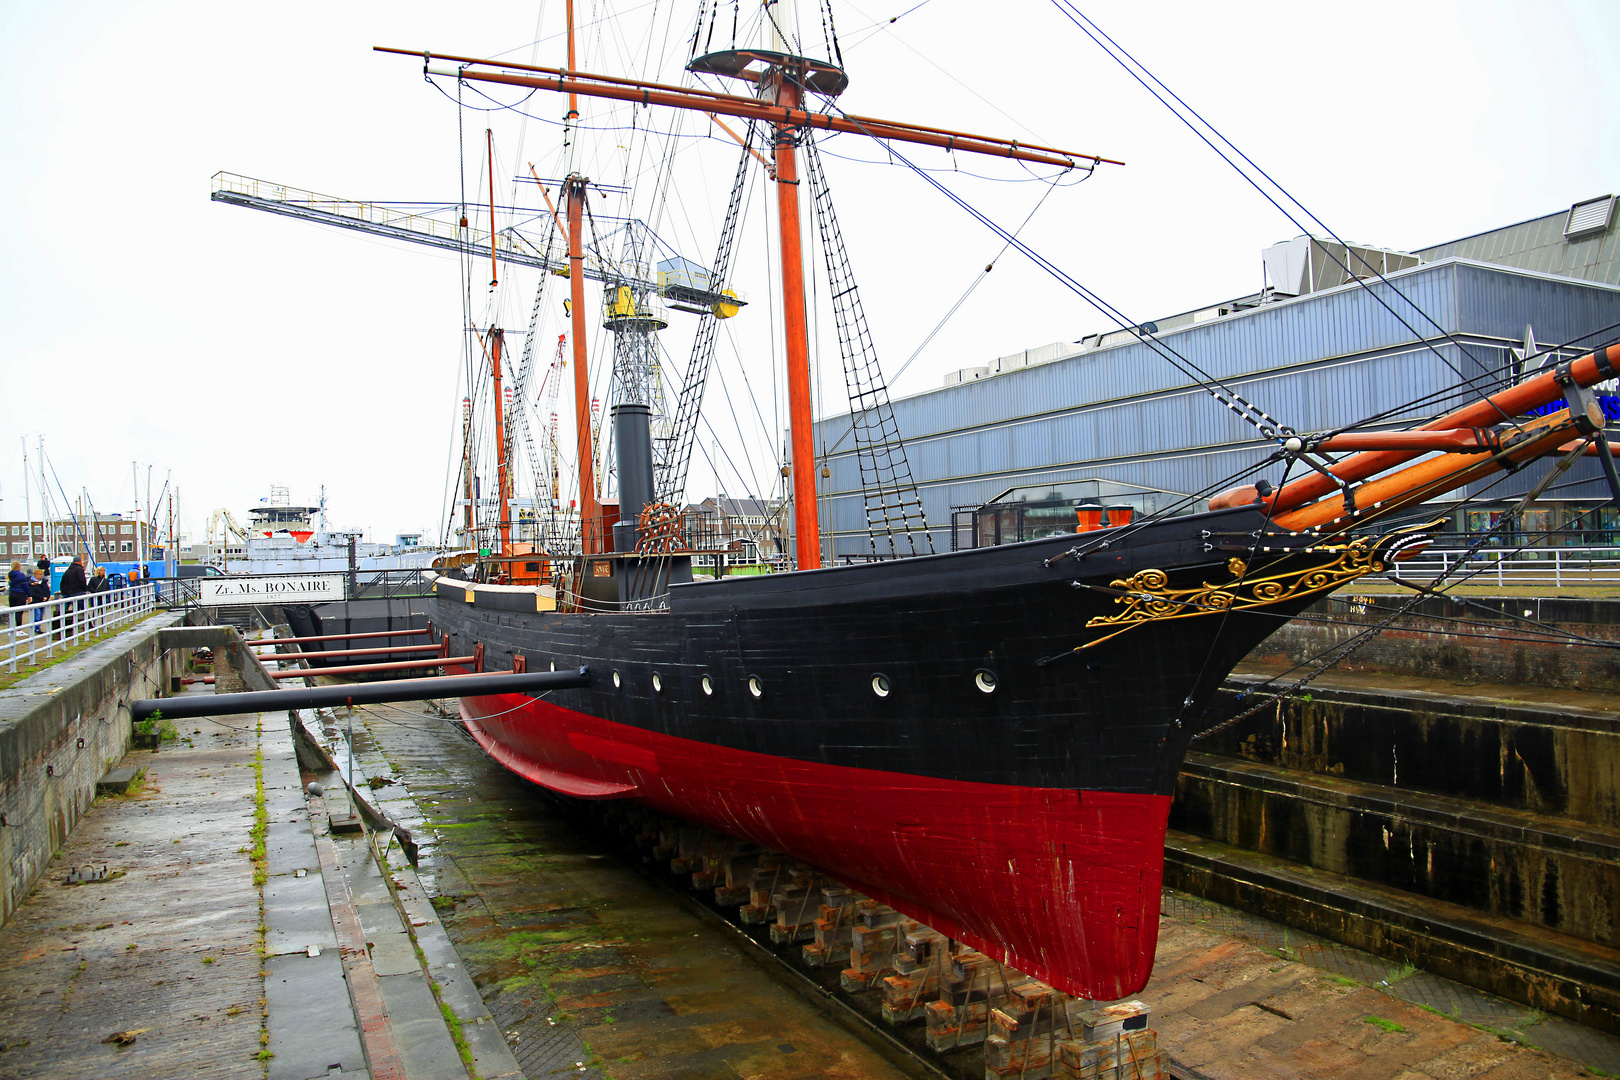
<box><xmin>202</xmin><ymin>956</ymin><xmax>216</xmax><ymax>965</ymax></box>
<box><xmin>409</xmin><ymin>898</ymin><xmax>480</xmax><ymax>1077</ymax></box>
<box><xmin>1363</xmin><ymin>1015</ymin><xmax>1406</xmax><ymax>1034</ymax></box>
<box><xmin>252</xmin><ymin>715</ymin><xmax>269</xmax><ymax>1079</ymax></box>
<box><xmin>60</xmin><ymin>960</ymin><xmax>89</xmax><ymax>1006</ymax></box>
<box><xmin>1385</xmin><ymin>962</ymin><xmax>1417</xmax><ymax>985</ymax></box>
<box><xmin>250</xmin><ymin>748</ymin><xmax>267</xmax><ymax>887</ymax></box>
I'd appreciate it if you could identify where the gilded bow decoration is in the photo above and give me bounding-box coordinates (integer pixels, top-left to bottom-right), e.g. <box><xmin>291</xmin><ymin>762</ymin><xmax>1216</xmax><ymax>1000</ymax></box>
<box><xmin>1073</xmin><ymin>519</ymin><xmax>1441</xmax><ymax>650</ymax></box>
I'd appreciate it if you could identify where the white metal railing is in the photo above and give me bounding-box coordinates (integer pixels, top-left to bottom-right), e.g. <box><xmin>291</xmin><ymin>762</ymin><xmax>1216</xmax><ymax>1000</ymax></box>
<box><xmin>4</xmin><ymin>584</ymin><xmax>157</xmax><ymax>673</ymax></box>
<box><xmin>1388</xmin><ymin>546</ymin><xmax>1620</xmax><ymax>588</ymax></box>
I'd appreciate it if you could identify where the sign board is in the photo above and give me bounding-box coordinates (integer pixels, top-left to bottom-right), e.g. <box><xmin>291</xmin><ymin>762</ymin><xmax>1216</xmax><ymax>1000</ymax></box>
<box><xmin>200</xmin><ymin>574</ymin><xmax>346</xmax><ymax>606</ymax></box>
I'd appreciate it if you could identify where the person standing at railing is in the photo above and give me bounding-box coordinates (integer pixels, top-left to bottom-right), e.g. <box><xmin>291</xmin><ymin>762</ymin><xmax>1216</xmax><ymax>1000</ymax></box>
<box><xmin>29</xmin><ymin>568</ymin><xmax>48</xmax><ymax>633</ymax></box>
<box><xmin>8</xmin><ymin>561</ymin><xmax>30</xmax><ymax>633</ymax></box>
<box><xmin>86</xmin><ymin>565</ymin><xmax>109</xmax><ymax>629</ymax></box>
<box><xmin>57</xmin><ymin>556</ymin><xmax>87</xmax><ymax>637</ymax></box>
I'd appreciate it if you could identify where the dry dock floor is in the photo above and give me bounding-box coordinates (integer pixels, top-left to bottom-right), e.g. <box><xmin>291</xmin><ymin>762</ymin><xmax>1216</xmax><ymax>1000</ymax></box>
<box><xmin>0</xmin><ymin>686</ymin><xmax>1613</xmax><ymax>1079</ymax></box>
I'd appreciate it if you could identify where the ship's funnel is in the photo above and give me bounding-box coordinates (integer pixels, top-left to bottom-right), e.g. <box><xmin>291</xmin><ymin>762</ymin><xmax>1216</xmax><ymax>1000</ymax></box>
<box><xmin>612</xmin><ymin>403</ymin><xmax>654</xmax><ymax>552</ymax></box>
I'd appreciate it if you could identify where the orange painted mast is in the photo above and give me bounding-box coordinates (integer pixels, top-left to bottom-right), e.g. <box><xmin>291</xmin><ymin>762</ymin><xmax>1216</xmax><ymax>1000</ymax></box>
<box><xmin>767</xmin><ymin>62</ymin><xmax>820</xmax><ymax>569</ymax></box>
<box><xmin>381</xmin><ymin>24</ymin><xmax>1117</xmax><ymax>569</ymax></box>
<box><xmin>489</xmin><ymin>328</ymin><xmax>512</xmax><ymax>555</ymax></box>
<box><xmin>381</xmin><ymin>46</ymin><xmax>1119</xmax><ymax>171</ymax></box>
<box><xmin>560</xmin><ymin>0</ymin><xmax>599</xmax><ymax>554</ymax></box>
<box><xmin>461</xmin><ymin>396</ymin><xmax>474</xmax><ymax>540</ymax></box>
<box><xmin>566</xmin><ymin>178</ymin><xmax>597</xmax><ymax>553</ymax></box>
<box><xmin>485</xmin><ymin>129</ymin><xmax>512</xmax><ymax>558</ymax></box>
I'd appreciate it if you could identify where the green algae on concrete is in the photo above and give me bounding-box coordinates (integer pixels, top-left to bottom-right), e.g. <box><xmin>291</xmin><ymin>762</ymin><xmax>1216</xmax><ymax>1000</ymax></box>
<box><xmin>350</xmin><ymin>703</ymin><xmax>919</xmax><ymax>1080</ymax></box>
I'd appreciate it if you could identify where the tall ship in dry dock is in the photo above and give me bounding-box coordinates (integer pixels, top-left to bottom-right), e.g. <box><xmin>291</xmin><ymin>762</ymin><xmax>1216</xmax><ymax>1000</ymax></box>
<box><xmin>290</xmin><ymin>4</ymin><xmax>1620</xmax><ymax>1003</ymax></box>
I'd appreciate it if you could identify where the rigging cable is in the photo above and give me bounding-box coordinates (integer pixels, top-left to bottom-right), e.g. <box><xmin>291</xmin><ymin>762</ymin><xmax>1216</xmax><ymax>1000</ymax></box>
<box><xmin>818</xmin><ymin>103</ymin><xmax>1298</xmax><ymax>444</ymax></box>
<box><xmin>1051</xmin><ymin>0</ymin><xmax>1523</xmax><ymax>432</ymax></box>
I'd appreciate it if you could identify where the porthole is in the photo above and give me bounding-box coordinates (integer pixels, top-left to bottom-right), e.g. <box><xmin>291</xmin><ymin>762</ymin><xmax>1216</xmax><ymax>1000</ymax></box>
<box><xmin>701</xmin><ymin>674</ymin><xmax>714</xmax><ymax>696</ymax></box>
<box><xmin>747</xmin><ymin>675</ymin><xmax>764</xmax><ymax>699</ymax></box>
<box><xmin>871</xmin><ymin>673</ymin><xmax>892</xmax><ymax>698</ymax></box>
<box><xmin>652</xmin><ymin>673</ymin><xmax>663</xmax><ymax>693</ymax></box>
<box><xmin>612</xmin><ymin>670</ymin><xmax>622</xmax><ymax>689</ymax></box>
<box><xmin>974</xmin><ymin>669</ymin><xmax>998</xmax><ymax>694</ymax></box>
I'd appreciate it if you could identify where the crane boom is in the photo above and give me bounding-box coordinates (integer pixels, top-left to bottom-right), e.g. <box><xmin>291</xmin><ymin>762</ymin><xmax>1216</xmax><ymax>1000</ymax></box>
<box><xmin>210</xmin><ymin>171</ymin><xmax>745</xmax><ymax>313</ymax></box>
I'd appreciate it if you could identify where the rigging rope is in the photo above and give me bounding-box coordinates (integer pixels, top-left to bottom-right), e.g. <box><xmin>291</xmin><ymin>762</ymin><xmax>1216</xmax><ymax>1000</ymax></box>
<box><xmin>802</xmin><ymin>133</ymin><xmax>934</xmax><ymax>557</ymax></box>
<box><xmin>656</xmin><ymin>136</ymin><xmax>757</xmax><ymax>504</ymax></box>
<box><xmin>818</xmin><ymin>106</ymin><xmax>1297</xmax><ymax>443</ymax></box>
<box><xmin>1051</xmin><ymin>0</ymin><xmax>1523</xmax><ymax>433</ymax></box>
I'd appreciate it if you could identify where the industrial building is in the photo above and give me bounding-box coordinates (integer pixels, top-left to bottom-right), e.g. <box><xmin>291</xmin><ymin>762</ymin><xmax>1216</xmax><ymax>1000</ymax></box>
<box><xmin>815</xmin><ymin>194</ymin><xmax>1620</xmax><ymax>561</ymax></box>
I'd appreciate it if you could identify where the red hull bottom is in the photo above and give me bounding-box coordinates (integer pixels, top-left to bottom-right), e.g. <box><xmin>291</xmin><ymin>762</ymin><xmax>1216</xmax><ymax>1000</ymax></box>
<box><xmin>460</xmin><ymin>688</ymin><xmax>1170</xmax><ymax>1000</ymax></box>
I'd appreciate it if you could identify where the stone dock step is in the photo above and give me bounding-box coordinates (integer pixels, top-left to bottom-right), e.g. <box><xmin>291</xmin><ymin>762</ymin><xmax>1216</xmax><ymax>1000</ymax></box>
<box><xmin>1163</xmin><ymin>829</ymin><xmax>1620</xmax><ymax>1034</ymax></box>
<box><xmin>0</xmin><ymin>619</ymin><xmax>521</xmax><ymax>1080</ymax></box>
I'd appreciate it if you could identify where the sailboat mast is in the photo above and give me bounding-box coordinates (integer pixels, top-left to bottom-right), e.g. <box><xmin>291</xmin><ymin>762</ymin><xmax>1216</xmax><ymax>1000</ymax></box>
<box><xmin>387</xmin><ymin>25</ymin><xmax>1116</xmax><ymax>567</ymax></box>
<box><xmin>485</xmin><ymin>130</ymin><xmax>514</xmax><ymax>558</ymax></box>
<box><xmin>566</xmin><ymin>181</ymin><xmax>598</xmax><ymax>554</ymax></box>
<box><xmin>764</xmin><ymin>24</ymin><xmax>821</xmax><ymax>569</ymax></box>
<box><xmin>462</xmin><ymin>396</ymin><xmax>475</xmax><ymax>542</ymax></box>
<box><xmin>490</xmin><ymin>329</ymin><xmax>511</xmax><ymax>555</ymax></box>
<box><xmin>560</xmin><ymin>0</ymin><xmax>599</xmax><ymax>555</ymax></box>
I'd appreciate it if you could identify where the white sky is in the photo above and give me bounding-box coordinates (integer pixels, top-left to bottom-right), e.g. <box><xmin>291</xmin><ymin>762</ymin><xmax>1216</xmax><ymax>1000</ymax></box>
<box><xmin>3</xmin><ymin>0</ymin><xmax>1617</xmax><ymax>546</ymax></box>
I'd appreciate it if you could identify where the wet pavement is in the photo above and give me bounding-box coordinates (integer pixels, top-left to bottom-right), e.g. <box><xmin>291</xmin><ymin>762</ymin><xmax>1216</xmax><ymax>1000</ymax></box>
<box><xmin>338</xmin><ymin>700</ymin><xmax>920</xmax><ymax>1080</ymax></box>
<box><xmin>0</xmin><ymin>709</ymin><xmax>267</xmax><ymax>1078</ymax></box>
<box><xmin>0</xmin><ymin>665</ymin><xmax>1614</xmax><ymax>1079</ymax></box>
<box><xmin>347</xmin><ymin>700</ymin><xmax>1616</xmax><ymax>1080</ymax></box>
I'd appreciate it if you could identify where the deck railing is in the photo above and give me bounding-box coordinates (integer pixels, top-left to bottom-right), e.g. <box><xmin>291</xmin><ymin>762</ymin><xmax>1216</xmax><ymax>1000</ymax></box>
<box><xmin>4</xmin><ymin>584</ymin><xmax>158</xmax><ymax>673</ymax></box>
<box><xmin>1388</xmin><ymin>546</ymin><xmax>1620</xmax><ymax>588</ymax></box>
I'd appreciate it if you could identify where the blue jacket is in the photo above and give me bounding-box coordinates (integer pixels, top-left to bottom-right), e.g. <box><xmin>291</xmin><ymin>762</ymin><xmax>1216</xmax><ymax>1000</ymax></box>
<box><xmin>8</xmin><ymin>568</ymin><xmax>31</xmax><ymax>598</ymax></box>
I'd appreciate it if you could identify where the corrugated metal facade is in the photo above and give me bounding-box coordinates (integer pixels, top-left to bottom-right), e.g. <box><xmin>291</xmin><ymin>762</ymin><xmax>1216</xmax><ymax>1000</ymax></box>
<box><xmin>811</xmin><ymin>259</ymin><xmax>1620</xmax><ymax>559</ymax></box>
<box><xmin>1417</xmin><ymin>206</ymin><xmax>1620</xmax><ymax>287</ymax></box>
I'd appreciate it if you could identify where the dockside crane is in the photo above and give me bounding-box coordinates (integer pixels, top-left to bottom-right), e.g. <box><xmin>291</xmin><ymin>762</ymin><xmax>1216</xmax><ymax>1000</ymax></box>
<box><xmin>211</xmin><ymin>171</ymin><xmax>745</xmax><ymax>548</ymax></box>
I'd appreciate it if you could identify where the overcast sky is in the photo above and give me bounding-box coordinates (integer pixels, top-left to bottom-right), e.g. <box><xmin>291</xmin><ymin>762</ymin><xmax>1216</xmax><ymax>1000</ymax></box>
<box><xmin>3</xmin><ymin>0</ymin><xmax>1617</xmax><ymax>547</ymax></box>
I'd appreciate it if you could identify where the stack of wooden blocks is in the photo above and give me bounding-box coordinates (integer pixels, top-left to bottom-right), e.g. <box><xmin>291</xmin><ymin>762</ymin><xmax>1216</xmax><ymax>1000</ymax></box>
<box><xmin>668</xmin><ymin>823</ymin><xmax>709</xmax><ymax>876</ymax></box>
<box><xmin>769</xmin><ymin>870</ymin><xmax>831</xmax><ymax>944</ymax></box>
<box><xmin>1057</xmin><ymin>1002</ymin><xmax>1164</xmax><ymax>1079</ymax></box>
<box><xmin>985</xmin><ymin>998</ymin><xmax>1164</xmax><ymax>1080</ymax></box>
<box><xmin>983</xmin><ymin>981</ymin><xmax>1093</xmax><ymax>1078</ymax></box>
<box><xmin>924</xmin><ymin>957</ymin><xmax>1037</xmax><ymax>1051</ymax></box>
<box><xmin>879</xmin><ymin>927</ymin><xmax>954</xmax><ymax>1023</ymax></box>
<box><xmin>801</xmin><ymin>885</ymin><xmax>861</xmax><ymax>967</ymax></box>
<box><xmin>839</xmin><ymin>900</ymin><xmax>914</xmax><ymax>990</ymax></box>
<box><xmin>738</xmin><ymin>857</ymin><xmax>794</xmax><ymax>924</ymax></box>
<box><xmin>713</xmin><ymin>848</ymin><xmax>778</xmax><ymax>907</ymax></box>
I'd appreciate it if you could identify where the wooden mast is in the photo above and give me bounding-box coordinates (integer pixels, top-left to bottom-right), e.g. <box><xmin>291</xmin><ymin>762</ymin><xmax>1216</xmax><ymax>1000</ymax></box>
<box><xmin>767</xmin><ymin>62</ymin><xmax>820</xmax><ymax>569</ymax></box>
<box><xmin>566</xmin><ymin>180</ymin><xmax>597</xmax><ymax>553</ymax></box>
<box><xmin>486</xmin><ymin>130</ymin><xmax>513</xmax><ymax>559</ymax></box>
<box><xmin>382</xmin><ymin>34</ymin><xmax>1116</xmax><ymax>569</ymax></box>
<box><xmin>561</xmin><ymin>0</ymin><xmax>599</xmax><ymax>554</ymax></box>
<box><xmin>489</xmin><ymin>328</ymin><xmax>511</xmax><ymax>556</ymax></box>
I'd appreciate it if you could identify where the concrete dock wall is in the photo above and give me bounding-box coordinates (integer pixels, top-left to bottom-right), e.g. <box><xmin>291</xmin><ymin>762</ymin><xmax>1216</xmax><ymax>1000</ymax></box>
<box><xmin>0</xmin><ymin>622</ymin><xmax>271</xmax><ymax>929</ymax></box>
<box><xmin>1168</xmin><ymin>599</ymin><xmax>1620</xmax><ymax>1033</ymax></box>
<box><xmin>1248</xmin><ymin>594</ymin><xmax>1620</xmax><ymax>692</ymax></box>
<box><xmin>0</xmin><ymin>619</ymin><xmax>179</xmax><ymax>926</ymax></box>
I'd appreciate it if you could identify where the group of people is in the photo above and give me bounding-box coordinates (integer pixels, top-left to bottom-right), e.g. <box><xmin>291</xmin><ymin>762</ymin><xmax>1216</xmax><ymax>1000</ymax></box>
<box><xmin>8</xmin><ymin>556</ymin><xmax>113</xmax><ymax>635</ymax></box>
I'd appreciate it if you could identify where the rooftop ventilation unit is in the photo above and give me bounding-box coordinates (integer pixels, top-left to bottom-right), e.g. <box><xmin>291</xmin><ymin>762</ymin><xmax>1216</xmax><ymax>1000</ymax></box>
<box><xmin>1564</xmin><ymin>195</ymin><xmax>1616</xmax><ymax>239</ymax></box>
<box><xmin>1262</xmin><ymin>236</ymin><xmax>1420</xmax><ymax>297</ymax></box>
